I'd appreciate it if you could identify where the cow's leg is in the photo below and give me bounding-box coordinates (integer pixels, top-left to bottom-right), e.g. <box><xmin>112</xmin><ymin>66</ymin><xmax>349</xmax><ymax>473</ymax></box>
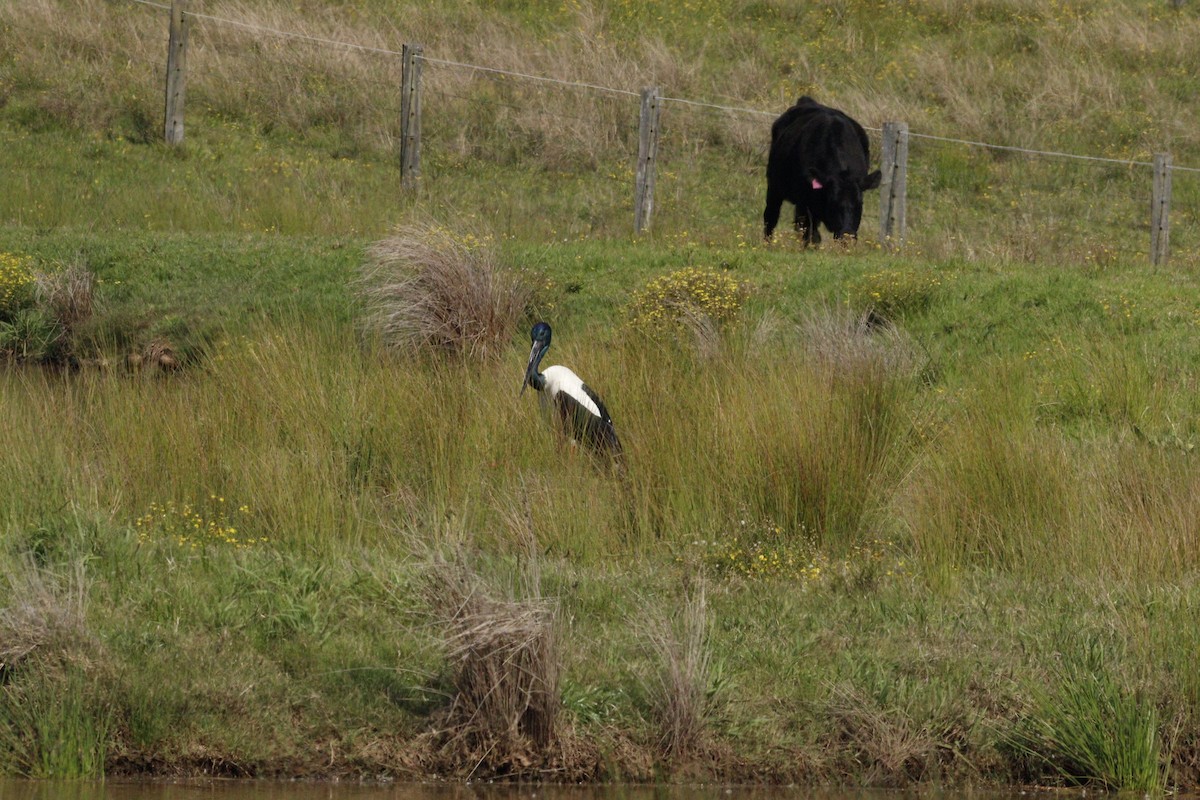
<box><xmin>792</xmin><ymin>206</ymin><xmax>810</xmax><ymax>245</ymax></box>
<box><xmin>804</xmin><ymin>208</ymin><xmax>821</xmax><ymax>246</ymax></box>
<box><xmin>763</xmin><ymin>188</ymin><xmax>784</xmax><ymax>240</ymax></box>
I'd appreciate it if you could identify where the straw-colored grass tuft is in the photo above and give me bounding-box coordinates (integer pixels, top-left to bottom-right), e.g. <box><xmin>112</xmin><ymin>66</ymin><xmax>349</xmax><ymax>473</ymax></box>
<box><xmin>423</xmin><ymin>555</ymin><xmax>559</xmax><ymax>776</ymax></box>
<box><xmin>360</xmin><ymin>221</ymin><xmax>531</xmax><ymax>360</ymax></box>
<box><xmin>0</xmin><ymin>558</ymin><xmax>89</xmax><ymax>675</ymax></box>
<box><xmin>825</xmin><ymin>681</ymin><xmax>972</xmax><ymax>786</ymax></box>
<box><xmin>799</xmin><ymin>305</ymin><xmax>924</xmax><ymax>380</ymax></box>
<box><xmin>35</xmin><ymin>261</ymin><xmax>96</xmax><ymax>334</ymax></box>
<box><xmin>642</xmin><ymin>577</ymin><xmax>715</xmax><ymax>762</ymax></box>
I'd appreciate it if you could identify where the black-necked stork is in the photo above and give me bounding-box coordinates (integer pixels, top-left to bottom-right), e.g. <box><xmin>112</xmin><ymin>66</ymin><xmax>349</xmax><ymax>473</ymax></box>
<box><xmin>522</xmin><ymin>322</ymin><xmax>622</xmax><ymax>457</ymax></box>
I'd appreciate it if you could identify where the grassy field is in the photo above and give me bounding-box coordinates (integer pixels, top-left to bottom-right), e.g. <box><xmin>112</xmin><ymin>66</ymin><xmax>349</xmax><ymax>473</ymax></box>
<box><xmin>3</xmin><ymin>0</ymin><xmax>1200</xmax><ymax>790</ymax></box>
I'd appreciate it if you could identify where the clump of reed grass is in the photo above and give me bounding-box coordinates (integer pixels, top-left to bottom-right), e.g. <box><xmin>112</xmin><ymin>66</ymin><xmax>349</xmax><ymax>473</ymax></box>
<box><xmin>35</xmin><ymin>260</ymin><xmax>96</xmax><ymax>335</ymax></box>
<box><xmin>423</xmin><ymin>553</ymin><xmax>559</xmax><ymax>776</ymax></box>
<box><xmin>641</xmin><ymin>577</ymin><xmax>716</xmax><ymax>761</ymax></box>
<box><xmin>718</xmin><ymin>310</ymin><xmax>923</xmax><ymax>548</ymax></box>
<box><xmin>798</xmin><ymin>304</ymin><xmax>925</xmax><ymax>380</ymax></box>
<box><xmin>0</xmin><ymin>308</ymin><xmax>63</xmax><ymax>363</ymax></box>
<box><xmin>0</xmin><ymin>557</ymin><xmax>89</xmax><ymax>676</ymax></box>
<box><xmin>1020</xmin><ymin>635</ymin><xmax>1165</xmax><ymax>792</ymax></box>
<box><xmin>360</xmin><ymin>220</ymin><xmax>531</xmax><ymax>360</ymax></box>
<box><xmin>0</xmin><ymin>558</ymin><xmax>108</xmax><ymax>777</ymax></box>
<box><xmin>899</xmin><ymin>382</ymin><xmax>1078</xmax><ymax>576</ymax></box>
<box><xmin>0</xmin><ymin>669</ymin><xmax>109</xmax><ymax>778</ymax></box>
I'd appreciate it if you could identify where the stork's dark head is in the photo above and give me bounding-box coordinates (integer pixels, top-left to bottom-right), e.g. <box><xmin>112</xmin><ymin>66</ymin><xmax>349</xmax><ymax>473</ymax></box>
<box><xmin>530</xmin><ymin>322</ymin><xmax>552</xmax><ymax>348</ymax></box>
<box><xmin>522</xmin><ymin>322</ymin><xmax>552</xmax><ymax>395</ymax></box>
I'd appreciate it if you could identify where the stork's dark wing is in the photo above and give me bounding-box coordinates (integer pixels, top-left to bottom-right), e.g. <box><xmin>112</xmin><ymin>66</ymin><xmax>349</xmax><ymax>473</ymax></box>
<box><xmin>580</xmin><ymin>383</ymin><xmax>612</xmax><ymax>424</ymax></box>
<box><xmin>556</xmin><ymin>383</ymin><xmax>622</xmax><ymax>456</ymax></box>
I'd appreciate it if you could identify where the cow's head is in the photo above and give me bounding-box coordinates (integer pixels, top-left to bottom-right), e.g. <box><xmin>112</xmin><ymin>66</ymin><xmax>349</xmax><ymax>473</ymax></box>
<box><xmin>811</xmin><ymin>168</ymin><xmax>882</xmax><ymax>239</ymax></box>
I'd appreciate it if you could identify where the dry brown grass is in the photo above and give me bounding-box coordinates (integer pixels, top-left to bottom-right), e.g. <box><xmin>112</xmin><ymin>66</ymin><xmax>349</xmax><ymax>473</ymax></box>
<box><xmin>35</xmin><ymin>261</ymin><xmax>96</xmax><ymax>334</ymax></box>
<box><xmin>359</xmin><ymin>220</ymin><xmax>531</xmax><ymax>360</ymax></box>
<box><xmin>423</xmin><ymin>553</ymin><xmax>559</xmax><ymax>776</ymax></box>
<box><xmin>641</xmin><ymin>577</ymin><xmax>714</xmax><ymax>761</ymax></box>
<box><xmin>797</xmin><ymin>305</ymin><xmax>924</xmax><ymax>381</ymax></box>
<box><xmin>0</xmin><ymin>0</ymin><xmax>163</xmax><ymax>139</ymax></box>
<box><xmin>0</xmin><ymin>0</ymin><xmax>672</xmax><ymax>160</ymax></box>
<box><xmin>0</xmin><ymin>558</ymin><xmax>89</xmax><ymax>675</ymax></box>
<box><xmin>826</xmin><ymin>683</ymin><xmax>972</xmax><ymax>786</ymax></box>
<box><xmin>5</xmin><ymin>0</ymin><xmax>1198</xmax><ymax>180</ymax></box>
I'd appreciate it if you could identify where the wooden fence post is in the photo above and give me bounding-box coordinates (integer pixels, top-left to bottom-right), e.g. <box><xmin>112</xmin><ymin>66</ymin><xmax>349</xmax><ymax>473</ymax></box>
<box><xmin>1151</xmin><ymin>153</ymin><xmax>1172</xmax><ymax>267</ymax></box>
<box><xmin>878</xmin><ymin>121</ymin><xmax>908</xmax><ymax>249</ymax></box>
<box><xmin>400</xmin><ymin>43</ymin><xmax>423</xmax><ymax>191</ymax></box>
<box><xmin>634</xmin><ymin>87</ymin><xmax>661</xmax><ymax>234</ymax></box>
<box><xmin>164</xmin><ymin>0</ymin><xmax>190</xmax><ymax>146</ymax></box>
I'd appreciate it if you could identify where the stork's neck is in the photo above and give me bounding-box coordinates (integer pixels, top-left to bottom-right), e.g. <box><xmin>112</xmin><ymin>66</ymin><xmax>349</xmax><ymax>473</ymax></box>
<box><xmin>525</xmin><ymin>341</ymin><xmax>549</xmax><ymax>392</ymax></box>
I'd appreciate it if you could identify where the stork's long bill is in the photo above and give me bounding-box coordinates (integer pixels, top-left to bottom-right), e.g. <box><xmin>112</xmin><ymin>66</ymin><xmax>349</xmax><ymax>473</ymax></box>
<box><xmin>520</xmin><ymin>321</ymin><xmax>622</xmax><ymax>459</ymax></box>
<box><xmin>521</xmin><ymin>337</ymin><xmax>548</xmax><ymax>395</ymax></box>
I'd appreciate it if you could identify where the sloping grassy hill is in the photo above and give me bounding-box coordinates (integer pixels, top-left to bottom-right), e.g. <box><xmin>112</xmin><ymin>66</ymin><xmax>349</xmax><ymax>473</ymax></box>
<box><xmin>1</xmin><ymin>0</ymin><xmax>1200</xmax><ymax>790</ymax></box>
<box><xmin>1</xmin><ymin>0</ymin><xmax>1198</xmax><ymax>256</ymax></box>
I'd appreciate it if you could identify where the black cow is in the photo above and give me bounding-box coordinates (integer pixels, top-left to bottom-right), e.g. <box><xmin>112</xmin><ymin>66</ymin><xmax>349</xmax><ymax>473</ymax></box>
<box><xmin>763</xmin><ymin>97</ymin><xmax>882</xmax><ymax>244</ymax></box>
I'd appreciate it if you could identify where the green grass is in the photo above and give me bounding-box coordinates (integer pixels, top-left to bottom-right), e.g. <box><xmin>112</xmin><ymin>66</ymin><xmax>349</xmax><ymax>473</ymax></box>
<box><xmin>1022</xmin><ymin>633</ymin><xmax>1164</xmax><ymax>792</ymax></box>
<box><xmin>0</xmin><ymin>670</ymin><xmax>109</xmax><ymax>779</ymax></box>
<box><xmin>1</xmin><ymin>265</ymin><xmax>1197</xmax><ymax>784</ymax></box>
<box><xmin>3</xmin><ymin>0</ymin><xmax>1200</xmax><ymax>788</ymax></box>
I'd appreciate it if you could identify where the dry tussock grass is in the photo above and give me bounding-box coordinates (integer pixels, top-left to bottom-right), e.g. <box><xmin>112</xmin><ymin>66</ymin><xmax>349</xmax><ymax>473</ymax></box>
<box><xmin>34</xmin><ymin>262</ymin><xmax>95</xmax><ymax>333</ymax></box>
<box><xmin>1</xmin><ymin>0</ymin><xmax>709</xmax><ymax>163</ymax></box>
<box><xmin>0</xmin><ymin>558</ymin><xmax>89</xmax><ymax>675</ymax></box>
<box><xmin>675</xmin><ymin>304</ymin><xmax>723</xmax><ymax>362</ymax></box>
<box><xmin>798</xmin><ymin>305</ymin><xmax>924</xmax><ymax>382</ymax></box>
<box><xmin>191</xmin><ymin>2</ymin><xmax>404</xmax><ymax>150</ymax></box>
<box><xmin>422</xmin><ymin>6</ymin><xmax>680</xmax><ymax>168</ymax></box>
<box><xmin>360</xmin><ymin>220</ymin><xmax>530</xmax><ymax>360</ymax></box>
<box><xmin>422</xmin><ymin>554</ymin><xmax>559</xmax><ymax>777</ymax></box>
<box><xmin>826</xmin><ymin>683</ymin><xmax>971</xmax><ymax>786</ymax></box>
<box><xmin>1092</xmin><ymin>9</ymin><xmax>1199</xmax><ymax>61</ymax></box>
<box><xmin>641</xmin><ymin>577</ymin><xmax>714</xmax><ymax>762</ymax></box>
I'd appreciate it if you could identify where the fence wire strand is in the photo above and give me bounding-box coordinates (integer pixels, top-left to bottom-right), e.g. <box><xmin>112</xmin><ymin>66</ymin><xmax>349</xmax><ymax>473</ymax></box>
<box><xmin>130</xmin><ymin>0</ymin><xmax>407</xmax><ymax>57</ymax></box>
<box><xmin>907</xmin><ymin>131</ymin><xmax>1153</xmax><ymax>168</ymax></box>
<box><xmin>124</xmin><ymin>0</ymin><xmax>1199</xmax><ymax>175</ymax></box>
<box><xmin>425</xmin><ymin>88</ymin><xmax>636</xmax><ymax>133</ymax></box>
<box><xmin>124</xmin><ymin>0</ymin><xmax>1200</xmax><ymax>173</ymax></box>
<box><xmin>419</xmin><ymin>55</ymin><xmax>639</xmax><ymax>99</ymax></box>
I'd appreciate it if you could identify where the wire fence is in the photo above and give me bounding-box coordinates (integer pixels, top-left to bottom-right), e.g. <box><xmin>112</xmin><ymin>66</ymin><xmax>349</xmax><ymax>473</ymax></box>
<box><xmin>128</xmin><ymin>0</ymin><xmax>1200</xmax><ymax>169</ymax></box>
<box><xmin>87</xmin><ymin>1</ymin><xmax>1199</xmax><ymax>264</ymax></box>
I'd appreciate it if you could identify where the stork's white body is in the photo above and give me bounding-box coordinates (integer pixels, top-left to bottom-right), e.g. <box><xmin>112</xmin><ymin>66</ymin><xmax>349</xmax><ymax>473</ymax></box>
<box><xmin>523</xmin><ymin>322</ymin><xmax>622</xmax><ymax>457</ymax></box>
<box><xmin>540</xmin><ymin>365</ymin><xmax>602</xmax><ymax>419</ymax></box>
